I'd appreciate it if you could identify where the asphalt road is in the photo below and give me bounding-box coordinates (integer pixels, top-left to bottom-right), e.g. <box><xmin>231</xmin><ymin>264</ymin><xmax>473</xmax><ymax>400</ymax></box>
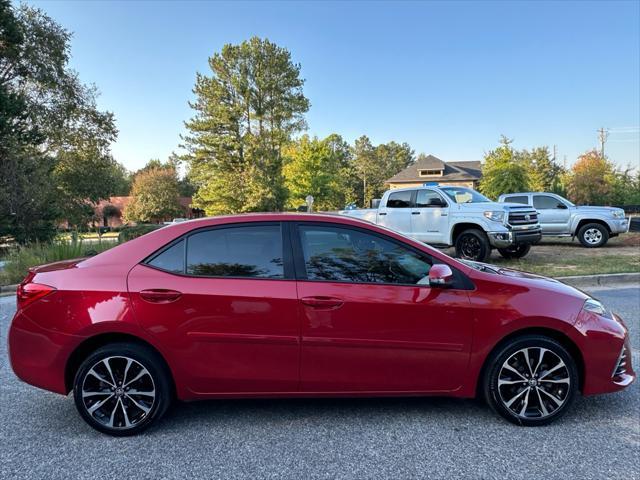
<box><xmin>1</xmin><ymin>287</ymin><xmax>638</xmax><ymax>480</ymax></box>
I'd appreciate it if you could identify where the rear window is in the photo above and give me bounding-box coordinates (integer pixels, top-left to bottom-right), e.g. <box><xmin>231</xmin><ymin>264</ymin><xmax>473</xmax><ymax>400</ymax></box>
<box><xmin>386</xmin><ymin>191</ymin><xmax>412</xmax><ymax>208</ymax></box>
<box><xmin>504</xmin><ymin>195</ymin><xmax>529</xmax><ymax>205</ymax></box>
<box><xmin>186</xmin><ymin>225</ymin><xmax>284</xmax><ymax>278</ymax></box>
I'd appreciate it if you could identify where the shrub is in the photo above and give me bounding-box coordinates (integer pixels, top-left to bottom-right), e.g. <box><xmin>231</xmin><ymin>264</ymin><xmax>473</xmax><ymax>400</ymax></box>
<box><xmin>117</xmin><ymin>224</ymin><xmax>162</xmax><ymax>242</ymax></box>
<box><xmin>0</xmin><ymin>240</ymin><xmax>118</xmax><ymax>285</ymax></box>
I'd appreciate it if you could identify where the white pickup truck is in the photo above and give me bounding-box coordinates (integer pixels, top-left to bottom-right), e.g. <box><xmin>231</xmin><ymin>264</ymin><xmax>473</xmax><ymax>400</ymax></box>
<box><xmin>498</xmin><ymin>192</ymin><xmax>629</xmax><ymax>247</ymax></box>
<box><xmin>339</xmin><ymin>185</ymin><xmax>542</xmax><ymax>262</ymax></box>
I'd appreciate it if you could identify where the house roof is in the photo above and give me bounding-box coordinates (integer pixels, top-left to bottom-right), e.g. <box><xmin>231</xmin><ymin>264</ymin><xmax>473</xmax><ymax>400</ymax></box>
<box><xmin>386</xmin><ymin>155</ymin><xmax>482</xmax><ymax>184</ymax></box>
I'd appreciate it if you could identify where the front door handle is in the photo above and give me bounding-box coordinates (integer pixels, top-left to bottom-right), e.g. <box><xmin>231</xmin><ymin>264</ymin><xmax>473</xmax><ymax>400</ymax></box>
<box><xmin>301</xmin><ymin>296</ymin><xmax>344</xmax><ymax>309</ymax></box>
<box><xmin>412</xmin><ymin>211</ymin><xmax>421</xmax><ymax>215</ymax></box>
<box><xmin>140</xmin><ymin>289</ymin><xmax>182</xmax><ymax>303</ymax></box>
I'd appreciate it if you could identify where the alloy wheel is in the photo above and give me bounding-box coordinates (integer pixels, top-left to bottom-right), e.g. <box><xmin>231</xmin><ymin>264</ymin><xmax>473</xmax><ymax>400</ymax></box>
<box><xmin>583</xmin><ymin>228</ymin><xmax>603</xmax><ymax>245</ymax></box>
<box><xmin>497</xmin><ymin>347</ymin><xmax>570</xmax><ymax>419</ymax></box>
<box><xmin>460</xmin><ymin>235</ymin><xmax>481</xmax><ymax>259</ymax></box>
<box><xmin>80</xmin><ymin>356</ymin><xmax>156</xmax><ymax>430</ymax></box>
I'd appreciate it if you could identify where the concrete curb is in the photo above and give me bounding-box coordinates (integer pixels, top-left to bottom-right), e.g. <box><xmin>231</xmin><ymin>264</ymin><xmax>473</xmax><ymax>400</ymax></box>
<box><xmin>556</xmin><ymin>272</ymin><xmax>640</xmax><ymax>289</ymax></box>
<box><xmin>0</xmin><ymin>284</ymin><xmax>18</xmax><ymax>297</ymax></box>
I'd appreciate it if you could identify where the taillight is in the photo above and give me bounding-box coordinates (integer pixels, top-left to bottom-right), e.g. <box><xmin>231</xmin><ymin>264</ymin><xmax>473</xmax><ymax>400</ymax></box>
<box><xmin>17</xmin><ymin>282</ymin><xmax>56</xmax><ymax>309</ymax></box>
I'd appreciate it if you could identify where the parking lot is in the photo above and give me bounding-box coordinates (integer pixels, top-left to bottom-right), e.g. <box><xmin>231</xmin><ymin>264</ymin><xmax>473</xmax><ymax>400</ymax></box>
<box><xmin>1</xmin><ymin>287</ymin><xmax>638</xmax><ymax>480</ymax></box>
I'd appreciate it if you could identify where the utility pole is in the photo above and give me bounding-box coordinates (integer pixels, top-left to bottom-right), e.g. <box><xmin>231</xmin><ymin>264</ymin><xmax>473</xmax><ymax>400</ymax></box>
<box><xmin>597</xmin><ymin>127</ymin><xmax>609</xmax><ymax>159</ymax></box>
<box><xmin>552</xmin><ymin>144</ymin><xmax>557</xmax><ymax>164</ymax></box>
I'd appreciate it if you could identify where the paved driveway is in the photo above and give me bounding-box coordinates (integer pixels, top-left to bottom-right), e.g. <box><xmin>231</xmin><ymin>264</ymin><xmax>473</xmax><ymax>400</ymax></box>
<box><xmin>1</xmin><ymin>287</ymin><xmax>638</xmax><ymax>479</ymax></box>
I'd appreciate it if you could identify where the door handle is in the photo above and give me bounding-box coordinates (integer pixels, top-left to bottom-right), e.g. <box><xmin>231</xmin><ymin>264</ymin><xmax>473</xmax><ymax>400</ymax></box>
<box><xmin>411</xmin><ymin>211</ymin><xmax>421</xmax><ymax>215</ymax></box>
<box><xmin>379</xmin><ymin>212</ymin><xmax>387</xmax><ymax>216</ymax></box>
<box><xmin>301</xmin><ymin>296</ymin><xmax>344</xmax><ymax>309</ymax></box>
<box><xmin>140</xmin><ymin>289</ymin><xmax>182</xmax><ymax>303</ymax></box>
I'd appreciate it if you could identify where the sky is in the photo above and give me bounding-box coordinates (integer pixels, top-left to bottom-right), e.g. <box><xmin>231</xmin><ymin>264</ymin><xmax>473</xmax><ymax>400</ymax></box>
<box><xmin>27</xmin><ymin>0</ymin><xmax>640</xmax><ymax>172</ymax></box>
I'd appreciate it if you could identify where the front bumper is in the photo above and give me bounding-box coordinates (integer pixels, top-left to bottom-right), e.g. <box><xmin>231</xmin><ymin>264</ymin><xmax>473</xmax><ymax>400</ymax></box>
<box><xmin>611</xmin><ymin>217</ymin><xmax>629</xmax><ymax>234</ymax></box>
<box><xmin>487</xmin><ymin>228</ymin><xmax>542</xmax><ymax>248</ymax></box>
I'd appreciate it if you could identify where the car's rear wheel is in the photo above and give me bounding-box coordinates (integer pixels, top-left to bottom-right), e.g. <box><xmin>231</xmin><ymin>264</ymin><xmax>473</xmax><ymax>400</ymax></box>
<box><xmin>455</xmin><ymin>229</ymin><xmax>491</xmax><ymax>262</ymax></box>
<box><xmin>73</xmin><ymin>342</ymin><xmax>172</xmax><ymax>436</ymax></box>
<box><xmin>497</xmin><ymin>244</ymin><xmax>531</xmax><ymax>259</ymax></box>
<box><xmin>577</xmin><ymin>223</ymin><xmax>609</xmax><ymax>248</ymax></box>
<box><xmin>483</xmin><ymin>335</ymin><xmax>578</xmax><ymax>426</ymax></box>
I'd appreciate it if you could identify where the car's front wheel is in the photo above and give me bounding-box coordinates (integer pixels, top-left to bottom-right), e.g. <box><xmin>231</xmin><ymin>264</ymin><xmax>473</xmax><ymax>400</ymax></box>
<box><xmin>73</xmin><ymin>342</ymin><xmax>172</xmax><ymax>436</ymax></box>
<box><xmin>577</xmin><ymin>223</ymin><xmax>609</xmax><ymax>248</ymax></box>
<box><xmin>483</xmin><ymin>335</ymin><xmax>578</xmax><ymax>426</ymax></box>
<box><xmin>455</xmin><ymin>229</ymin><xmax>491</xmax><ymax>262</ymax></box>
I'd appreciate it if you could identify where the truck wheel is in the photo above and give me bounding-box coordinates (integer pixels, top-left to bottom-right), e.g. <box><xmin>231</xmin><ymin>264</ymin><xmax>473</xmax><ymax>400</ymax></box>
<box><xmin>455</xmin><ymin>229</ymin><xmax>491</xmax><ymax>262</ymax></box>
<box><xmin>577</xmin><ymin>223</ymin><xmax>609</xmax><ymax>248</ymax></box>
<box><xmin>497</xmin><ymin>244</ymin><xmax>531</xmax><ymax>259</ymax></box>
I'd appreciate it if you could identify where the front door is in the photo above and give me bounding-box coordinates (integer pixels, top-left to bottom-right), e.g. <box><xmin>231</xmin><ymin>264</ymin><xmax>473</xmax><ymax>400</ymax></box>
<box><xmin>292</xmin><ymin>223</ymin><xmax>473</xmax><ymax>393</ymax></box>
<box><xmin>411</xmin><ymin>189</ymin><xmax>450</xmax><ymax>244</ymax></box>
<box><xmin>533</xmin><ymin>195</ymin><xmax>571</xmax><ymax>233</ymax></box>
<box><xmin>378</xmin><ymin>190</ymin><xmax>413</xmax><ymax>236</ymax></box>
<box><xmin>127</xmin><ymin>222</ymin><xmax>300</xmax><ymax>395</ymax></box>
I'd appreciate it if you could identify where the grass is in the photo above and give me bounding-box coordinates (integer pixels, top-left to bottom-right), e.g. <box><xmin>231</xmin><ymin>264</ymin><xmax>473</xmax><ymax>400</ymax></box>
<box><xmin>491</xmin><ymin>254</ymin><xmax>640</xmax><ymax>277</ymax></box>
<box><xmin>0</xmin><ymin>240</ymin><xmax>119</xmax><ymax>285</ymax></box>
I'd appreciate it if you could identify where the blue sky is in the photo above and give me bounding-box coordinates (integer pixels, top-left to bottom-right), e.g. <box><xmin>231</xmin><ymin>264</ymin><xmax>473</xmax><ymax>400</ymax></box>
<box><xmin>28</xmin><ymin>0</ymin><xmax>640</xmax><ymax>171</ymax></box>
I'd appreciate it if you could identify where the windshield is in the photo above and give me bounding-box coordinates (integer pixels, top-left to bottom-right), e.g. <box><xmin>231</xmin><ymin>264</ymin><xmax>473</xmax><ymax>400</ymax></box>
<box><xmin>441</xmin><ymin>187</ymin><xmax>491</xmax><ymax>204</ymax></box>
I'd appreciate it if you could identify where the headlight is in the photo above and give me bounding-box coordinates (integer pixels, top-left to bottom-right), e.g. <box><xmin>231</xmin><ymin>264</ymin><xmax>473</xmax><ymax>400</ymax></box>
<box><xmin>484</xmin><ymin>211</ymin><xmax>505</xmax><ymax>222</ymax></box>
<box><xmin>612</xmin><ymin>210</ymin><xmax>625</xmax><ymax>219</ymax></box>
<box><xmin>583</xmin><ymin>298</ymin><xmax>608</xmax><ymax>316</ymax></box>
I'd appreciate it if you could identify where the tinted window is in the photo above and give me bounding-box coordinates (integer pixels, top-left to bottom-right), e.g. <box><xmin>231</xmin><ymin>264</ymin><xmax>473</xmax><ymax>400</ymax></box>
<box><xmin>504</xmin><ymin>195</ymin><xmax>529</xmax><ymax>205</ymax></box>
<box><xmin>186</xmin><ymin>225</ymin><xmax>283</xmax><ymax>278</ymax></box>
<box><xmin>415</xmin><ymin>190</ymin><xmax>447</xmax><ymax>208</ymax></box>
<box><xmin>148</xmin><ymin>239</ymin><xmax>185</xmax><ymax>273</ymax></box>
<box><xmin>299</xmin><ymin>225</ymin><xmax>432</xmax><ymax>284</ymax></box>
<box><xmin>386</xmin><ymin>190</ymin><xmax>412</xmax><ymax>208</ymax></box>
<box><xmin>533</xmin><ymin>195</ymin><xmax>563</xmax><ymax>209</ymax></box>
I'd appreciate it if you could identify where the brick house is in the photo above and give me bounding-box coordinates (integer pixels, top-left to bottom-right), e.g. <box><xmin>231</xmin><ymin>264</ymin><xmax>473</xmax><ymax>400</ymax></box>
<box><xmin>386</xmin><ymin>155</ymin><xmax>482</xmax><ymax>189</ymax></box>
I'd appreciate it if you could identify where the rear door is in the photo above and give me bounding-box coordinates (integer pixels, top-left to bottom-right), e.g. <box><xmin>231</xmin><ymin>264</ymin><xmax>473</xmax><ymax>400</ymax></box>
<box><xmin>292</xmin><ymin>222</ymin><xmax>474</xmax><ymax>393</ymax></box>
<box><xmin>533</xmin><ymin>195</ymin><xmax>571</xmax><ymax>233</ymax></box>
<box><xmin>127</xmin><ymin>222</ymin><xmax>300</xmax><ymax>395</ymax></box>
<box><xmin>411</xmin><ymin>189</ymin><xmax>450</xmax><ymax>244</ymax></box>
<box><xmin>377</xmin><ymin>190</ymin><xmax>413</xmax><ymax>235</ymax></box>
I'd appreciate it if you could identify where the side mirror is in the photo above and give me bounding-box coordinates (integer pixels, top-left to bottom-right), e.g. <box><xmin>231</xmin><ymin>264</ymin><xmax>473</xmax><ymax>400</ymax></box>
<box><xmin>429</xmin><ymin>264</ymin><xmax>454</xmax><ymax>288</ymax></box>
<box><xmin>428</xmin><ymin>199</ymin><xmax>447</xmax><ymax>208</ymax></box>
<box><xmin>557</xmin><ymin>203</ymin><xmax>568</xmax><ymax>209</ymax></box>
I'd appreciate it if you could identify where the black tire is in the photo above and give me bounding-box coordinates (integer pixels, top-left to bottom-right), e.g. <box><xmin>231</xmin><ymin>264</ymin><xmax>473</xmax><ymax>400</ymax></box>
<box><xmin>497</xmin><ymin>244</ymin><xmax>531</xmax><ymax>259</ymax></box>
<box><xmin>73</xmin><ymin>342</ymin><xmax>172</xmax><ymax>436</ymax></box>
<box><xmin>577</xmin><ymin>223</ymin><xmax>609</xmax><ymax>248</ymax></box>
<box><xmin>454</xmin><ymin>229</ymin><xmax>491</xmax><ymax>262</ymax></box>
<box><xmin>483</xmin><ymin>335</ymin><xmax>578</xmax><ymax>427</ymax></box>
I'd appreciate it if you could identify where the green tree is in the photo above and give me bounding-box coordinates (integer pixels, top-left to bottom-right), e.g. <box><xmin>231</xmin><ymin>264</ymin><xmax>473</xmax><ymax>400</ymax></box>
<box><xmin>0</xmin><ymin>2</ymin><xmax>122</xmax><ymax>240</ymax></box>
<box><xmin>350</xmin><ymin>136</ymin><xmax>414</xmax><ymax>207</ymax></box>
<box><xmin>283</xmin><ymin>134</ymin><xmax>350</xmax><ymax>210</ymax></box>
<box><xmin>124</xmin><ymin>167</ymin><xmax>183</xmax><ymax>223</ymax></box>
<box><xmin>525</xmin><ymin>146</ymin><xmax>564</xmax><ymax>193</ymax></box>
<box><xmin>184</xmin><ymin>37</ymin><xmax>310</xmax><ymax>215</ymax></box>
<box><xmin>479</xmin><ymin>136</ymin><xmax>530</xmax><ymax>199</ymax></box>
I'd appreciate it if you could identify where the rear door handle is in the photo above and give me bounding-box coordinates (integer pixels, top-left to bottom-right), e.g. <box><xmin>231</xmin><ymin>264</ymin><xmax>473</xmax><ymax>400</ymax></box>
<box><xmin>412</xmin><ymin>211</ymin><xmax>421</xmax><ymax>215</ymax></box>
<box><xmin>379</xmin><ymin>212</ymin><xmax>387</xmax><ymax>216</ymax></box>
<box><xmin>301</xmin><ymin>296</ymin><xmax>344</xmax><ymax>309</ymax></box>
<box><xmin>140</xmin><ymin>289</ymin><xmax>182</xmax><ymax>303</ymax></box>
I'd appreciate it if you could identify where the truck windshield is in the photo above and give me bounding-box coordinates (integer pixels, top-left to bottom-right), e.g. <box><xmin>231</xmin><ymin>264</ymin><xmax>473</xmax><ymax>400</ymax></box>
<box><xmin>441</xmin><ymin>187</ymin><xmax>491</xmax><ymax>204</ymax></box>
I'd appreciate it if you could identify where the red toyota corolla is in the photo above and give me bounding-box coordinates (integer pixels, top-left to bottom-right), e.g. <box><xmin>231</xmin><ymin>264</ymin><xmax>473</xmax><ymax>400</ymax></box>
<box><xmin>8</xmin><ymin>214</ymin><xmax>634</xmax><ymax>435</ymax></box>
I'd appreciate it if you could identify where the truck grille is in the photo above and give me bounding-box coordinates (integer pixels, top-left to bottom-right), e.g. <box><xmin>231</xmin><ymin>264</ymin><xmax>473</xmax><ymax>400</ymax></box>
<box><xmin>612</xmin><ymin>346</ymin><xmax>629</xmax><ymax>378</ymax></box>
<box><xmin>508</xmin><ymin>211</ymin><xmax>538</xmax><ymax>226</ymax></box>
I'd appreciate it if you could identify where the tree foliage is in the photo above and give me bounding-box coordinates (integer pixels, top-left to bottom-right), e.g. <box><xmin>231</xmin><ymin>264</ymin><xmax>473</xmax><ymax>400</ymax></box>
<box><xmin>283</xmin><ymin>134</ymin><xmax>351</xmax><ymax>210</ymax></box>
<box><xmin>0</xmin><ymin>2</ymin><xmax>124</xmax><ymax>240</ymax></box>
<box><xmin>479</xmin><ymin>136</ymin><xmax>530</xmax><ymax>199</ymax></box>
<box><xmin>566</xmin><ymin>150</ymin><xmax>616</xmax><ymax>205</ymax></box>
<box><xmin>184</xmin><ymin>37</ymin><xmax>310</xmax><ymax>215</ymax></box>
<box><xmin>124</xmin><ymin>167</ymin><xmax>183</xmax><ymax>223</ymax></box>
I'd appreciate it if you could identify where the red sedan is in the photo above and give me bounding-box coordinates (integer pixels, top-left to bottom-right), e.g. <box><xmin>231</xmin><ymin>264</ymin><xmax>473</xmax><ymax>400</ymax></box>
<box><xmin>8</xmin><ymin>214</ymin><xmax>635</xmax><ymax>435</ymax></box>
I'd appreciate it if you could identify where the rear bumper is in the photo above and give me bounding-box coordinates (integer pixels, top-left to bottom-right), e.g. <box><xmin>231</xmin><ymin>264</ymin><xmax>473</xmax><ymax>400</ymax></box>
<box><xmin>487</xmin><ymin>228</ymin><xmax>542</xmax><ymax>248</ymax></box>
<box><xmin>8</xmin><ymin>310</ymin><xmax>75</xmax><ymax>395</ymax></box>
